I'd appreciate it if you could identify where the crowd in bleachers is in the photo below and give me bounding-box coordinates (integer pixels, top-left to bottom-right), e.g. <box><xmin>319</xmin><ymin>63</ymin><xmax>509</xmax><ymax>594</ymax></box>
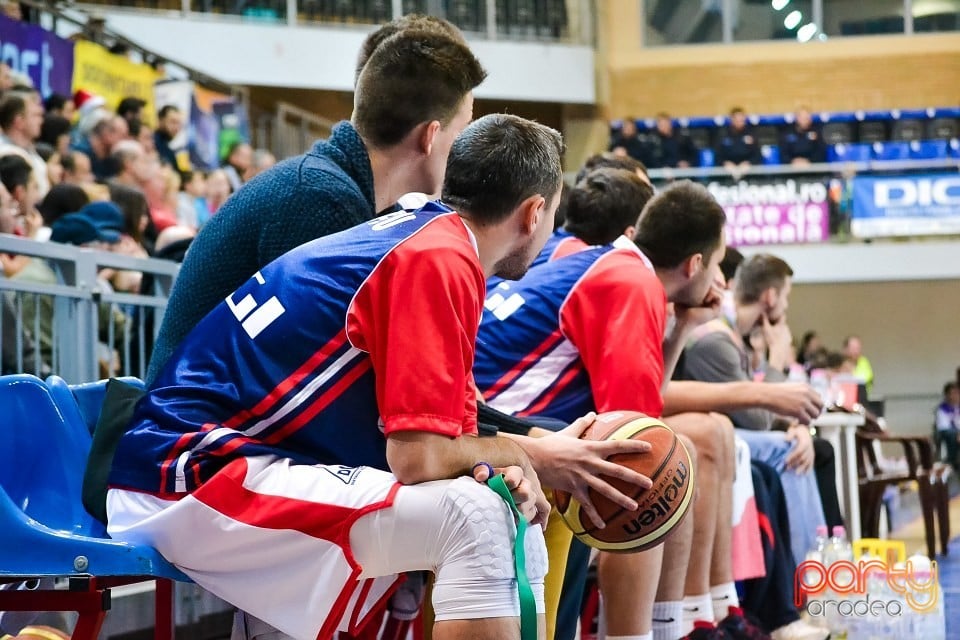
<box><xmin>0</xmin><ymin>53</ymin><xmax>275</xmax><ymax>378</ymax></box>
<box><xmin>610</xmin><ymin>106</ymin><xmax>960</xmax><ymax>169</ymax></box>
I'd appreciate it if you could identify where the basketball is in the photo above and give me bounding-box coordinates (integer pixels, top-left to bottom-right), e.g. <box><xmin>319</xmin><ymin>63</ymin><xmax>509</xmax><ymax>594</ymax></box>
<box><xmin>554</xmin><ymin>411</ymin><xmax>694</xmax><ymax>553</ymax></box>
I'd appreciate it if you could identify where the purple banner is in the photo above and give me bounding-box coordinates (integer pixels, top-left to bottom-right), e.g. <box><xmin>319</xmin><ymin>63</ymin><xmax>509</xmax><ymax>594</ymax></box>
<box><xmin>0</xmin><ymin>14</ymin><xmax>74</xmax><ymax>97</ymax></box>
<box><xmin>707</xmin><ymin>179</ymin><xmax>830</xmax><ymax>247</ymax></box>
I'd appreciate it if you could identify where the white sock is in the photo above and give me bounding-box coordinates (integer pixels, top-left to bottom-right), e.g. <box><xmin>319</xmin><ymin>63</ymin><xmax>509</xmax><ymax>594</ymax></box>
<box><xmin>710</xmin><ymin>582</ymin><xmax>740</xmax><ymax>620</ymax></box>
<box><xmin>607</xmin><ymin>635</ymin><xmax>653</xmax><ymax>640</ymax></box>
<box><xmin>682</xmin><ymin>593</ymin><xmax>714</xmax><ymax>630</ymax></box>
<box><xmin>651</xmin><ymin>600</ymin><xmax>683</xmax><ymax>640</ymax></box>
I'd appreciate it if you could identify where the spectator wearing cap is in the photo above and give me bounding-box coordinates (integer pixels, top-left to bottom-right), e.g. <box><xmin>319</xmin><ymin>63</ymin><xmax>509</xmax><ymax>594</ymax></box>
<box><xmin>716</xmin><ymin>106</ymin><xmax>762</xmax><ymax>169</ymax></box>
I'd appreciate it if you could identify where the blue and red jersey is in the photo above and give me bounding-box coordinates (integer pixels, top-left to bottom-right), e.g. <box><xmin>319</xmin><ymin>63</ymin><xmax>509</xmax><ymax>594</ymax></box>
<box><xmin>530</xmin><ymin>228</ymin><xmax>588</xmax><ymax>269</ymax></box>
<box><xmin>474</xmin><ymin>236</ymin><xmax>667</xmax><ymax>424</ymax></box>
<box><xmin>110</xmin><ymin>203</ymin><xmax>483</xmax><ymax>496</ymax></box>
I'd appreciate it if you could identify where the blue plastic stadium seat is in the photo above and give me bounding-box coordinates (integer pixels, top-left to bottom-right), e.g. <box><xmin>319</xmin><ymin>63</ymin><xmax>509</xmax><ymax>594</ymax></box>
<box><xmin>828</xmin><ymin>143</ymin><xmax>872</xmax><ymax>163</ymax></box>
<box><xmin>950</xmin><ymin>139</ymin><xmax>960</xmax><ymax>159</ymax></box>
<box><xmin>67</xmin><ymin>376</ymin><xmax>145</xmax><ymax>434</ymax></box>
<box><xmin>698</xmin><ymin>148</ymin><xmax>715</xmax><ymax>168</ymax></box>
<box><xmin>761</xmin><ymin>144</ymin><xmax>781</xmax><ymax>165</ymax></box>
<box><xmin>0</xmin><ymin>374</ymin><xmax>186</xmax><ymax>580</ymax></box>
<box><xmin>872</xmin><ymin>141</ymin><xmax>911</xmax><ymax>161</ymax></box>
<box><xmin>909</xmin><ymin>140</ymin><xmax>948</xmax><ymax>160</ymax></box>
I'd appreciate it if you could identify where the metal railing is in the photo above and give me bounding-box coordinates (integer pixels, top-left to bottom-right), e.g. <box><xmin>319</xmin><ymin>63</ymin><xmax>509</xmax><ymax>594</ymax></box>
<box><xmin>71</xmin><ymin>0</ymin><xmax>593</xmax><ymax>44</ymax></box>
<box><xmin>0</xmin><ymin>234</ymin><xmax>179</xmax><ymax>384</ymax></box>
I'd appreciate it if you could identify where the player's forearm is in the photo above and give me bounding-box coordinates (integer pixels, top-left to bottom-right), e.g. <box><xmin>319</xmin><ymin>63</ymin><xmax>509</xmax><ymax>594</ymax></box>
<box><xmin>386</xmin><ymin>430</ymin><xmax>531</xmax><ymax>485</ymax></box>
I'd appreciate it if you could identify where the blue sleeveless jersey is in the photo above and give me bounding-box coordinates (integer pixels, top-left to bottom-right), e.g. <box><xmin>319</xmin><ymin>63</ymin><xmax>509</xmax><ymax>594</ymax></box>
<box><xmin>110</xmin><ymin>202</ymin><xmax>484</xmax><ymax>496</ymax></box>
<box><xmin>475</xmin><ymin>237</ymin><xmax>666</xmax><ymax>424</ymax></box>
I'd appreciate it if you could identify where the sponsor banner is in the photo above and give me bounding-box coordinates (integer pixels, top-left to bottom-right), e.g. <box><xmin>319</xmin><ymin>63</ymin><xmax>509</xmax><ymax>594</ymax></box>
<box><xmin>72</xmin><ymin>40</ymin><xmax>160</xmax><ymax>124</ymax></box>
<box><xmin>0</xmin><ymin>13</ymin><xmax>74</xmax><ymax>97</ymax></box>
<box><xmin>707</xmin><ymin>179</ymin><xmax>830</xmax><ymax>247</ymax></box>
<box><xmin>852</xmin><ymin>173</ymin><xmax>960</xmax><ymax>238</ymax></box>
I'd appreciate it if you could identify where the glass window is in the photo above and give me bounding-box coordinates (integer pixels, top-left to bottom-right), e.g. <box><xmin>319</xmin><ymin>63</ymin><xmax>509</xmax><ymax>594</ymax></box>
<box><xmin>733</xmin><ymin>0</ymin><xmax>815</xmax><ymax>42</ymax></box>
<box><xmin>644</xmin><ymin>0</ymin><xmax>723</xmax><ymax>45</ymax></box>
<box><xmin>913</xmin><ymin>0</ymin><xmax>960</xmax><ymax>33</ymax></box>
<box><xmin>823</xmin><ymin>0</ymin><xmax>905</xmax><ymax>37</ymax></box>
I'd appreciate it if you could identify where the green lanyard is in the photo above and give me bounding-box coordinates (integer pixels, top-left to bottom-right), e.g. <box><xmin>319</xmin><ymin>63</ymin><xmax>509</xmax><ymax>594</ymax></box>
<box><xmin>486</xmin><ymin>473</ymin><xmax>538</xmax><ymax>640</ymax></box>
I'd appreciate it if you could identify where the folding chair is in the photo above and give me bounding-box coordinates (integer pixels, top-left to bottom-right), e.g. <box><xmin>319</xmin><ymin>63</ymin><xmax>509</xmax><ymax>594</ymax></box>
<box><xmin>0</xmin><ymin>374</ymin><xmax>188</xmax><ymax>640</ymax></box>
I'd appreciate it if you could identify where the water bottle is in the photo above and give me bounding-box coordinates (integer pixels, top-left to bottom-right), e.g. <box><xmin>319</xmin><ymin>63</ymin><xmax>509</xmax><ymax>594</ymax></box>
<box><xmin>809</xmin><ymin>368</ymin><xmax>832</xmax><ymax>409</ymax></box>
<box><xmin>823</xmin><ymin>526</ymin><xmax>853</xmax><ymax>639</ymax></box>
<box><xmin>803</xmin><ymin>525</ymin><xmax>830</xmax><ymax>629</ymax></box>
<box><xmin>904</xmin><ymin>553</ymin><xmax>945</xmax><ymax>639</ymax></box>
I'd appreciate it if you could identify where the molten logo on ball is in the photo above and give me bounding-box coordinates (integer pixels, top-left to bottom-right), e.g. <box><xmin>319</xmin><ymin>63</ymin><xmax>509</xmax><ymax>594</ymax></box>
<box><xmin>623</xmin><ymin>459</ymin><xmax>689</xmax><ymax>536</ymax></box>
<box><xmin>554</xmin><ymin>412</ymin><xmax>695</xmax><ymax>553</ymax></box>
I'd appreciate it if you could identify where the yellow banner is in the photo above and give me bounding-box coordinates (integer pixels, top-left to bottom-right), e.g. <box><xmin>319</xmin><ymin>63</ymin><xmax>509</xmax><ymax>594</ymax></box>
<box><xmin>72</xmin><ymin>40</ymin><xmax>160</xmax><ymax>125</ymax></box>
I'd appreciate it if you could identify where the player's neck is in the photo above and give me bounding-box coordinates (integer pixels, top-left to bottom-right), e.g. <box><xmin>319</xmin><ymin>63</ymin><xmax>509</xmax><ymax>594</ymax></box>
<box><xmin>367</xmin><ymin>146</ymin><xmax>423</xmax><ymax>214</ymax></box>
<box><xmin>459</xmin><ymin>215</ymin><xmax>508</xmax><ymax>278</ymax></box>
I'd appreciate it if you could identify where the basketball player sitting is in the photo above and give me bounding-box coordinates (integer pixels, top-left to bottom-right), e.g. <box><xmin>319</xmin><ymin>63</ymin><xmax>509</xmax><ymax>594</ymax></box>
<box><xmin>104</xmin><ymin>114</ymin><xmax>566</xmax><ymax>640</ymax></box>
<box><xmin>474</xmin><ymin>174</ymin><xmax>730</xmax><ymax>640</ymax></box>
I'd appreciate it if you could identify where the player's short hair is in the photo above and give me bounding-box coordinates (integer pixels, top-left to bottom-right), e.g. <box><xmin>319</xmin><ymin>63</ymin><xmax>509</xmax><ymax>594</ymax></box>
<box><xmin>735</xmin><ymin>254</ymin><xmax>794</xmax><ymax>304</ymax></box>
<box><xmin>575</xmin><ymin>152</ymin><xmax>649</xmax><ymax>184</ymax></box>
<box><xmin>565</xmin><ymin>168</ymin><xmax>654</xmax><ymax>245</ymax></box>
<box><xmin>355</xmin><ymin>14</ymin><xmax>466</xmax><ymax>82</ymax></box>
<box><xmin>441</xmin><ymin>114</ymin><xmax>563</xmax><ymax>225</ymax></box>
<box><xmin>634</xmin><ymin>180</ymin><xmax>725</xmax><ymax>269</ymax></box>
<box><xmin>353</xmin><ymin>29</ymin><xmax>486</xmax><ymax>149</ymax></box>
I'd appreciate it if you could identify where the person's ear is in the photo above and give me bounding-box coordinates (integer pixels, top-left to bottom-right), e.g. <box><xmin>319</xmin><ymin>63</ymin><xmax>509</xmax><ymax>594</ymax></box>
<box><xmin>419</xmin><ymin>120</ymin><xmax>441</xmax><ymax>156</ymax></box>
<box><xmin>623</xmin><ymin>225</ymin><xmax>637</xmax><ymax>240</ymax></box>
<box><xmin>683</xmin><ymin>252</ymin><xmax>703</xmax><ymax>279</ymax></box>
<box><xmin>517</xmin><ymin>194</ymin><xmax>546</xmax><ymax>236</ymax></box>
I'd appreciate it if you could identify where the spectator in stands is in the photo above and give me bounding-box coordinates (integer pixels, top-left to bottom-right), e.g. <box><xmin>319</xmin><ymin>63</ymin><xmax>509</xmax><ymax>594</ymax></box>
<box><xmin>129</xmin><ymin>118</ymin><xmax>157</xmax><ymax>156</ymax></box>
<box><xmin>73</xmin><ymin>112</ymin><xmax>128</xmax><ymax>180</ymax></box>
<box><xmin>141</xmin><ymin>164</ymin><xmax>179</xmax><ymax>233</ymax></box>
<box><xmin>117</xmin><ymin>97</ymin><xmax>146</xmax><ymax>126</ymax></box>
<box><xmin>0</xmin><ymin>90</ymin><xmax>48</xmax><ymax>197</ymax></box>
<box><xmin>154</xmin><ymin>105</ymin><xmax>184</xmax><ymax>170</ymax></box>
<box><xmin>221</xmin><ymin>140</ymin><xmax>252</xmax><ymax>192</ymax></box>
<box><xmin>39</xmin><ymin>115</ymin><xmax>72</xmax><ymax>158</ymax></box>
<box><xmin>936</xmin><ymin>381</ymin><xmax>960</xmax><ymax>471</ymax></box>
<box><xmin>35</xmin><ymin>142</ymin><xmax>63</xmax><ymax>191</ymax></box>
<box><xmin>842</xmin><ymin>334</ymin><xmax>874</xmax><ymax>392</ymax></box>
<box><xmin>716</xmin><ymin>106</ymin><xmax>761</xmax><ymax>169</ymax></box>
<box><xmin>177</xmin><ymin>170</ymin><xmax>207</xmax><ymax>229</ymax></box>
<box><xmin>0</xmin><ymin>62</ymin><xmax>13</xmax><ymax>93</ymax></box>
<box><xmin>203</xmin><ymin>168</ymin><xmax>230</xmax><ymax>220</ymax></box>
<box><xmin>0</xmin><ymin>179</ymin><xmax>50</xmax><ymax>376</ymax></box>
<box><xmin>247</xmin><ymin>148</ymin><xmax>276</xmax><ymax>181</ymax></box>
<box><xmin>608</xmin><ymin>116</ymin><xmax>646</xmax><ymax>162</ymax></box>
<box><xmin>108</xmin><ymin>182</ymin><xmax>155</xmax><ymax>254</ymax></box>
<box><xmin>781</xmin><ymin>106</ymin><xmax>826</xmax><ymax>165</ymax></box>
<box><xmin>797</xmin><ymin>330</ymin><xmax>823</xmax><ymax>370</ymax></box>
<box><xmin>43</xmin><ymin>93</ymin><xmax>75</xmax><ymax>122</ymax></box>
<box><xmin>146</xmin><ymin>21</ymin><xmax>487</xmax><ymax>382</ymax></box>
<box><xmin>110</xmin><ymin>140</ymin><xmax>155</xmax><ymax>190</ymax></box>
<box><xmin>0</xmin><ymin>154</ymin><xmax>41</xmax><ymax>240</ymax></box>
<box><xmin>61</xmin><ymin>150</ymin><xmax>95</xmax><ymax>186</ymax></box>
<box><xmin>645</xmin><ymin>111</ymin><xmax>695</xmax><ymax>169</ymax></box>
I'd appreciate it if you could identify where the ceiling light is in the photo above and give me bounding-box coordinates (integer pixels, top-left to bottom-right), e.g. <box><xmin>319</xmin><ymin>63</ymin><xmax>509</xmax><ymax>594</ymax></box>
<box><xmin>772</xmin><ymin>0</ymin><xmax>790</xmax><ymax>10</ymax></box>
<box><xmin>784</xmin><ymin>10</ymin><xmax>803</xmax><ymax>29</ymax></box>
<box><xmin>797</xmin><ymin>22</ymin><xmax>818</xmax><ymax>41</ymax></box>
